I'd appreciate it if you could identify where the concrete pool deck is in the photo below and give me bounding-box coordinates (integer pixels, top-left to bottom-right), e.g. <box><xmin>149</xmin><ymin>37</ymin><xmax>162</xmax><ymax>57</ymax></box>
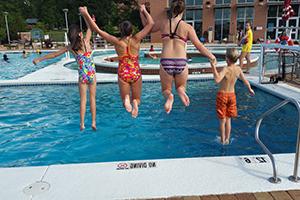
<box><xmin>0</xmin><ymin>49</ymin><xmax>300</xmax><ymax>200</ymax></box>
<box><xmin>1</xmin><ymin>154</ymin><xmax>300</xmax><ymax>200</ymax></box>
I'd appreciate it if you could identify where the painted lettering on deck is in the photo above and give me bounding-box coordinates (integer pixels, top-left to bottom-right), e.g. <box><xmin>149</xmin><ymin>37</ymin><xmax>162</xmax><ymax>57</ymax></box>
<box><xmin>116</xmin><ymin>162</ymin><xmax>157</xmax><ymax>170</ymax></box>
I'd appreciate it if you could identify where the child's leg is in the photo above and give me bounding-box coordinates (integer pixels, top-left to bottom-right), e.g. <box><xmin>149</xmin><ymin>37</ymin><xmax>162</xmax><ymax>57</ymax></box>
<box><xmin>79</xmin><ymin>82</ymin><xmax>88</xmax><ymax>131</ymax></box>
<box><xmin>245</xmin><ymin>52</ymin><xmax>251</xmax><ymax>72</ymax></box>
<box><xmin>225</xmin><ymin>117</ymin><xmax>231</xmax><ymax>144</ymax></box>
<box><xmin>89</xmin><ymin>79</ymin><xmax>97</xmax><ymax>130</ymax></box>
<box><xmin>159</xmin><ymin>66</ymin><xmax>174</xmax><ymax>114</ymax></box>
<box><xmin>118</xmin><ymin>78</ymin><xmax>132</xmax><ymax>112</ymax></box>
<box><xmin>219</xmin><ymin>118</ymin><xmax>226</xmax><ymax>144</ymax></box>
<box><xmin>239</xmin><ymin>52</ymin><xmax>247</xmax><ymax>69</ymax></box>
<box><xmin>174</xmin><ymin>67</ymin><xmax>190</xmax><ymax>107</ymax></box>
<box><xmin>131</xmin><ymin>77</ymin><xmax>142</xmax><ymax>118</ymax></box>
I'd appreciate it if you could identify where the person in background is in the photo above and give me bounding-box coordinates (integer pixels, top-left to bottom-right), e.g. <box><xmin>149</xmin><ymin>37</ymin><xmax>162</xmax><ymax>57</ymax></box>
<box><xmin>149</xmin><ymin>45</ymin><xmax>155</xmax><ymax>52</ymax></box>
<box><xmin>22</xmin><ymin>50</ymin><xmax>27</xmax><ymax>58</ymax></box>
<box><xmin>275</xmin><ymin>30</ymin><xmax>294</xmax><ymax>46</ymax></box>
<box><xmin>239</xmin><ymin>21</ymin><xmax>253</xmax><ymax>73</ymax></box>
<box><xmin>3</xmin><ymin>54</ymin><xmax>9</xmax><ymax>62</ymax></box>
<box><xmin>237</xmin><ymin>27</ymin><xmax>243</xmax><ymax>45</ymax></box>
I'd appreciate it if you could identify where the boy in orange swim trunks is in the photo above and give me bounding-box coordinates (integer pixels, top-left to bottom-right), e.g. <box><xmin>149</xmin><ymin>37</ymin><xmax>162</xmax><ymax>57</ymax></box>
<box><xmin>211</xmin><ymin>48</ymin><xmax>255</xmax><ymax>145</ymax></box>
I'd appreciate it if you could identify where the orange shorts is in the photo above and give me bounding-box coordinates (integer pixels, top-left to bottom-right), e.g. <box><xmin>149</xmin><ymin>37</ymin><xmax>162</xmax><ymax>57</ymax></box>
<box><xmin>216</xmin><ymin>91</ymin><xmax>238</xmax><ymax>119</ymax></box>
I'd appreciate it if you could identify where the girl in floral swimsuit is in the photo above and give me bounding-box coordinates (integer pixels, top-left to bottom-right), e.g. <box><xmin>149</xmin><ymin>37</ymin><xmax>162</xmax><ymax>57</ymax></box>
<box><xmin>33</xmin><ymin>23</ymin><xmax>97</xmax><ymax>131</ymax></box>
<box><xmin>80</xmin><ymin>5</ymin><xmax>153</xmax><ymax>118</ymax></box>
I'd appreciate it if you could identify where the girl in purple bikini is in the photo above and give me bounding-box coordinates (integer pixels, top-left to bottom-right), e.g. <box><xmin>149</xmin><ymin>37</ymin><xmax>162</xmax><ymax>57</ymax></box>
<box><xmin>140</xmin><ymin>0</ymin><xmax>216</xmax><ymax>114</ymax></box>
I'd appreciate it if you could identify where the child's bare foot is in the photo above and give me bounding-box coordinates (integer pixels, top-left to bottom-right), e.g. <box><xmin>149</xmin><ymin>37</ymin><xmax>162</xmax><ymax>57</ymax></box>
<box><xmin>131</xmin><ymin>99</ymin><xmax>139</xmax><ymax>118</ymax></box>
<box><xmin>80</xmin><ymin>124</ymin><xmax>85</xmax><ymax>131</ymax></box>
<box><xmin>177</xmin><ymin>89</ymin><xmax>190</xmax><ymax>107</ymax></box>
<box><xmin>224</xmin><ymin>139</ymin><xmax>230</xmax><ymax>145</ymax></box>
<box><xmin>92</xmin><ymin>122</ymin><xmax>97</xmax><ymax>131</ymax></box>
<box><xmin>164</xmin><ymin>93</ymin><xmax>174</xmax><ymax>114</ymax></box>
<box><xmin>124</xmin><ymin>96</ymin><xmax>132</xmax><ymax>113</ymax></box>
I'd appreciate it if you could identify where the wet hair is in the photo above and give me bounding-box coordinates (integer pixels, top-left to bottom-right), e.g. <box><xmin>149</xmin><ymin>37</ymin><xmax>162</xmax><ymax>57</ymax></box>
<box><xmin>67</xmin><ymin>24</ymin><xmax>83</xmax><ymax>53</ymax></box>
<box><xmin>168</xmin><ymin>0</ymin><xmax>185</xmax><ymax>19</ymax></box>
<box><xmin>226</xmin><ymin>48</ymin><xmax>239</xmax><ymax>63</ymax></box>
<box><xmin>119</xmin><ymin>21</ymin><xmax>133</xmax><ymax>38</ymax></box>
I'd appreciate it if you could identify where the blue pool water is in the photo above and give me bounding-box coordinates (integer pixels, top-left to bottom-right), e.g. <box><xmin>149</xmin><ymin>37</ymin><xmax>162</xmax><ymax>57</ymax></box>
<box><xmin>66</xmin><ymin>50</ymin><xmax>222</xmax><ymax>70</ymax></box>
<box><xmin>0</xmin><ymin>52</ymin><xmax>64</xmax><ymax>80</ymax></box>
<box><xmin>0</xmin><ymin>81</ymin><xmax>297</xmax><ymax>167</ymax></box>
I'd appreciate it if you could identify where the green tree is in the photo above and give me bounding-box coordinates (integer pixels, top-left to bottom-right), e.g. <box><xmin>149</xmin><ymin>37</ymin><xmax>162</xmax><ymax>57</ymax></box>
<box><xmin>0</xmin><ymin>0</ymin><xmax>143</xmax><ymax>43</ymax></box>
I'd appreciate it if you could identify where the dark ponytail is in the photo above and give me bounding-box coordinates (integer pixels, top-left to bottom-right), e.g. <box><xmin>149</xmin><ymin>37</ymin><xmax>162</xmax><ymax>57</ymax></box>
<box><xmin>119</xmin><ymin>21</ymin><xmax>133</xmax><ymax>38</ymax></box>
<box><xmin>67</xmin><ymin>24</ymin><xmax>83</xmax><ymax>53</ymax></box>
<box><xmin>168</xmin><ymin>0</ymin><xmax>185</xmax><ymax>19</ymax></box>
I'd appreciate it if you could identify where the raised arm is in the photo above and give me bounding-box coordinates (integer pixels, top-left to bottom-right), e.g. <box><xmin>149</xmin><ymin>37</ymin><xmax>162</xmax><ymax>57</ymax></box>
<box><xmin>140</xmin><ymin>6</ymin><xmax>164</xmax><ymax>33</ymax></box>
<box><xmin>188</xmin><ymin>26</ymin><xmax>217</xmax><ymax>65</ymax></box>
<box><xmin>239</xmin><ymin>70</ymin><xmax>255</xmax><ymax>95</ymax></box>
<box><xmin>211</xmin><ymin>66</ymin><xmax>226</xmax><ymax>84</ymax></box>
<box><xmin>139</xmin><ymin>5</ymin><xmax>148</xmax><ymax>27</ymax></box>
<box><xmin>79</xmin><ymin>7</ymin><xmax>120</xmax><ymax>45</ymax></box>
<box><xmin>33</xmin><ymin>47</ymin><xmax>68</xmax><ymax>65</ymax></box>
<box><xmin>135</xmin><ymin>5</ymin><xmax>154</xmax><ymax>41</ymax></box>
<box><xmin>82</xmin><ymin>14</ymin><xmax>93</xmax><ymax>43</ymax></box>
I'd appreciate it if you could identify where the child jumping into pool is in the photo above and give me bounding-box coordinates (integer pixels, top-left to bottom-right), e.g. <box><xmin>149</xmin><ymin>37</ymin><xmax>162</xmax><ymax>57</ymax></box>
<box><xmin>80</xmin><ymin>5</ymin><xmax>154</xmax><ymax>118</ymax></box>
<box><xmin>211</xmin><ymin>48</ymin><xmax>255</xmax><ymax>145</ymax></box>
<box><xmin>33</xmin><ymin>22</ymin><xmax>97</xmax><ymax>131</ymax></box>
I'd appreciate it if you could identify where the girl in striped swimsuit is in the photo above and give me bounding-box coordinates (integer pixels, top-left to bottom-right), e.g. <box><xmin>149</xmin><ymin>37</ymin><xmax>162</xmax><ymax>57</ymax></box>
<box><xmin>140</xmin><ymin>0</ymin><xmax>217</xmax><ymax>114</ymax></box>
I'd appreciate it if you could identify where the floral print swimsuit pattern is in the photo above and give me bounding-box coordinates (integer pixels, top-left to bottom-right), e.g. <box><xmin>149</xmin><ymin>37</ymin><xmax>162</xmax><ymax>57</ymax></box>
<box><xmin>76</xmin><ymin>52</ymin><xmax>96</xmax><ymax>84</ymax></box>
<box><xmin>118</xmin><ymin>39</ymin><xmax>141</xmax><ymax>83</ymax></box>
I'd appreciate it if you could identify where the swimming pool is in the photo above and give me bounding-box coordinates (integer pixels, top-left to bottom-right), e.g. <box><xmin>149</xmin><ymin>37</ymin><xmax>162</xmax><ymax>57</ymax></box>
<box><xmin>0</xmin><ymin>52</ymin><xmax>64</xmax><ymax>80</ymax></box>
<box><xmin>65</xmin><ymin>50</ymin><xmax>225</xmax><ymax>71</ymax></box>
<box><xmin>0</xmin><ymin>80</ymin><xmax>297</xmax><ymax>167</ymax></box>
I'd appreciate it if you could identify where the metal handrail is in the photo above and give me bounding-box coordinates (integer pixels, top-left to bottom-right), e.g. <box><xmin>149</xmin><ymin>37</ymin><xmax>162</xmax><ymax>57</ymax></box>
<box><xmin>255</xmin><ymin>98</ymin><xmax>300</xmax><ymax>183</ymax></box>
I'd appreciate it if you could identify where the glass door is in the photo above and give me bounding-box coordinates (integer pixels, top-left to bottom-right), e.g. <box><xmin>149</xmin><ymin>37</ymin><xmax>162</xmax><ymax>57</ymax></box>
<box><xmin>276</xmin><ymin>17</ymin><xmax>299</xmax><ymax>40</ymax></box>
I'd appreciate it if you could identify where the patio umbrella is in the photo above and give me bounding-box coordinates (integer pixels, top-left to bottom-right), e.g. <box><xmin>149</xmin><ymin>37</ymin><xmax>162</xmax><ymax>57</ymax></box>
<box><xmin>282</xmin><ymin>0</ymin><xmax>295</xmax><ymax>21</ymax></box>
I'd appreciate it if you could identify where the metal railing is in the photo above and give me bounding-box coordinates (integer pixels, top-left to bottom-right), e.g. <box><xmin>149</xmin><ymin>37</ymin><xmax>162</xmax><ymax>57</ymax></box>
<box><xmin>259</xmin><ymin>44</ymin><xmax>300</xmax><ymax>84</ymax></box>
<box><xmin>255</xmin><ymin>98</ymin><xmax>300</xmax><ymax>183</ymax></box>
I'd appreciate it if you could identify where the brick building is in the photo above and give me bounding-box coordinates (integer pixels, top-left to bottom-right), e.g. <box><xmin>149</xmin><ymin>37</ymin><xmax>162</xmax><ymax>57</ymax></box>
<box><xmin>139</xmin><ymin>0</ymin><xmax>300</xmax><ymax>43</ymax></box>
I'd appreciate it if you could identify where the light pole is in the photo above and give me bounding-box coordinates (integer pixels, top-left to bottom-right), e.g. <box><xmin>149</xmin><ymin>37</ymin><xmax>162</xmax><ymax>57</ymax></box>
<box><xmin>79</xmin><ymin>13</ymin><xmax>83</xmax><ymax>31</ymax></box>
<box><xmin>3</xmin><ymin>12</ymin><xmax>10</xmax><ymax>44</ymax></box>
<box><xmin>62</xmin><ymin>9</ymin><xmax>69</xmax><ymax>33</ymax></box>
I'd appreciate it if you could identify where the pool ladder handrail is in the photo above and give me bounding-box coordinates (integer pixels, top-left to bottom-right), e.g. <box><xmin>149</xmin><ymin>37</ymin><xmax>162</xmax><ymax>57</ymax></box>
<box><xmin>255</xmin><ymin>98</ymin><xmax>300</xmax><ymax>184</ymax></box>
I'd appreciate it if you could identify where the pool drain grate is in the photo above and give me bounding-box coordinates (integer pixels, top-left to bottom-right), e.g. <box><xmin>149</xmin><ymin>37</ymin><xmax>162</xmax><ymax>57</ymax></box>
<box><xmin>23</xmin><ymin>181</ymin><xmax>50</xmax><ymax>196</ymax></box>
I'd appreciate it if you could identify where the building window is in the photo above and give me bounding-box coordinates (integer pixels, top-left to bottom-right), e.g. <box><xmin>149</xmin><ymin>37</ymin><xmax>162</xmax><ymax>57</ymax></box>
<box><xmin>237</xmin><ymin>0</ymin><xmax>254</xmax><ymax>3</ymax></box>
<box><xmin>237</xmin><ymin>7</ymin><xmax>254</xmax><ymax>33</ymax></box>
<box><xmin>186</xmin><ymin>0</ymin><xmax>203</xmax><ymax>5</ymax></box>
<box><xmin>185</xmin><ymin>9</ymin><xmax>203</xmax><ymax>36</ymax></box>
<box><xmin>214</xmin><ymin>8</ymin><xmax>231</xmax><ymax>41</ymax></box>
<box><xmin>267</xmin><ymin>5</ymin><xmax>300</xmax><ymax>40</ymax></box>
<box><xmin>170</xmin><ymin>0</ymin><xmax>203</xmax><ymax>6</ymax></box>
<box><xmin>215</xmin><ymin>0</ymin><xmax>230</xmax><ymax>4</ymax></box>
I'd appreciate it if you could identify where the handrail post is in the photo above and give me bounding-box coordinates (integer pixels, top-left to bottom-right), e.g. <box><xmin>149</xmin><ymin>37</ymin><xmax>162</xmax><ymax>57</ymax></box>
<box><xmin>289</xmin><ymin>99</ymin><xmax>300</xmax><ymax>182</ymax></box>
<box><xmin>259</xmin><ymin>44</ymin><xmax>264</xmax><ymax>83</ymax></box>
<box><xmin>255</xmin><ymin>99</ymin><xmax>292</xmax><ymax>183</ymax></box>
<box><xmin>256</xmin><ymin>98</ymin><xmax>300</xmax><ymax>183</ymax></box>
